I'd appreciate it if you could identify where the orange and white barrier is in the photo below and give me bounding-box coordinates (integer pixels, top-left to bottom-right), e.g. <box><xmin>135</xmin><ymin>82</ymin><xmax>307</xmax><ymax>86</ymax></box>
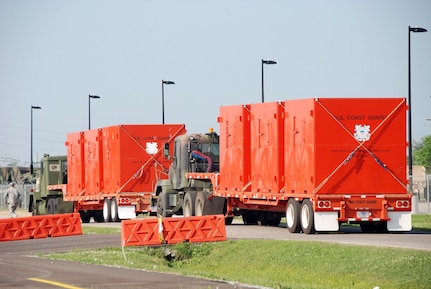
<box><xmin>121</xmin><ymin>214</ymin><xmax>226</xmax><ymax>246</ymax></box>
<box><xmin>0</xmin><ymin>213</ymin><xmax>82</xmax><ymax>242</ymax></box>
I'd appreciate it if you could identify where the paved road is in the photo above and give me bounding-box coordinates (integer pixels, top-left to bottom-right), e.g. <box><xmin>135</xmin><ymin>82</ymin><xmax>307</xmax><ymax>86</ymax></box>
<box><xmin>227</xmin><ymin>223</ymin><xmax>431</xmax><ymax>251</ymax></box>
<box><xmin>0</xmin><ymin>234</ymin><xmax>261</xmax><ymax>289</ymax></box>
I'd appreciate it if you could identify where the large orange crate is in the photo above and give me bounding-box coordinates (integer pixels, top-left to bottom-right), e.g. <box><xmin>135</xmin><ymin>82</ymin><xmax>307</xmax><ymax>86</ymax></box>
<box><xmin>249</xmin><ymin>101</ymin><xmax>285</xmax><ymax>193</ymax></box>
<box><xmin>65</xmin><ymin>124</ymin><xmax>186</xmax><ymax>198</ymax></box>
<box><xmin>84</xmin><ymin>129</ymin><xmax>104</xmax><ymax>196</ymax></box>
<box><xmin>101</xmin><ymin>124</ymin><xmax>186</xmax><ymax>195</ymax></box>
<box><xmin>218</xmin><ymin>104</ymin><xmax>251</xmax><ymax>191</ymax></box>
<box><xmin>284</xmin><ymin>98</ymin><xmax>407</xmax><ymax>195</ymax></box>
<box><xmin>65</xmin><ymin>132</ymin><xmax>85</xmax><ymax>196</ymax></box>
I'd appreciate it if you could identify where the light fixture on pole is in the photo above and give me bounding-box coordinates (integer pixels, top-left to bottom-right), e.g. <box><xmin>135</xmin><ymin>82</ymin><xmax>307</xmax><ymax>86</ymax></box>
<box><xmin>88</xmin><ymin>94</ymin><xmax>101</xmax><ymax>130</ymax></box>
<box><xmin>30</xmin><ymin>105</ymin><xmax>42</xmax><ymax>174</ymax></box>
<box><xmin>162</xmin><ymin>80</ymin><xmax>175</xmax><ymax>124</ymax></box>
<box><xmin>261</xmin><ymin>59</ymin><xmax>277</xmax><ymax>103</ymax></box>
<box><xmin>407</xmin><ymin>26</ymin><xmax>427</xmax><ymax>196</ymax></box>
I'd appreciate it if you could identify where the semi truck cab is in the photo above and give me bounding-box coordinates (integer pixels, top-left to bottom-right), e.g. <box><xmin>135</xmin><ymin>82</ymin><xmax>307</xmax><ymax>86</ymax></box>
<box><xmin>29</xmin><ymin>154</ymin><xmax>73</xmax><ymax>215</ymax></box>
<box><xmin>156</xmin><ymin>130</ymin><xmax>220</xmax><ymax>217</ymax></box>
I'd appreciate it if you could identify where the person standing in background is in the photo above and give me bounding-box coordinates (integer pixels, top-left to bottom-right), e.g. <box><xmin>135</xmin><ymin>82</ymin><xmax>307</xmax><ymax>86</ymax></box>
<box><xmin>5</xmin><ymin>182</ymin><xmax>21</xmax><ymax>218</ymax></box>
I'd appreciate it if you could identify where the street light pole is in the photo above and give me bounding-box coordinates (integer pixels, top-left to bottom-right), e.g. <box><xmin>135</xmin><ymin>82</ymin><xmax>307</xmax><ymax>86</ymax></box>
<box><xmin>162</xmin><ymin>80</ymin><xmax>175</xmax><ymax>124</ymax></box>
<box><xmin>261</xmin><ymin>59</ymin><xmax>277</xmax><ymax>103</ymax></box>
<box><xmin>30</xmin><ymin>105</ymin><xmax>42</xmax><ymax>175</ymax></box>
<box><xmin>407</xmin><ymin>26</ymin><xmax>427</xmax><ymax>196</ymax></box>
<box><xmin>88</xmin><ymin>94</ymin><xmax>101</xmax><ymax>130</ymax></box>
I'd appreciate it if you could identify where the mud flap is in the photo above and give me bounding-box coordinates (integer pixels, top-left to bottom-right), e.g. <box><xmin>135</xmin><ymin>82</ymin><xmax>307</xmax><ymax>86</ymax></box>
<box><xmin>314</xmin><ymin>211</ymin><xmax>339</xmax><ymax>232</ymax></box>
<box><xmin>118</xmin><ymin>205</ymin><xmax>137</xmax><ymax>219</ymax></box>
<box><xmin>202</xmin><ymin>196</ymin><xmax>226</xmax><ymax>215</ymax></box>
<box><xmin>387</xmin><ymin>212</ymin><xmax>411</xmax><ymax>231</ymax></box>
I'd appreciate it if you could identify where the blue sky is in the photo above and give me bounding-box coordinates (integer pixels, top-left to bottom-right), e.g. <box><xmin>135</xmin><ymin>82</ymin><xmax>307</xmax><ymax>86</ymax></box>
<box><xmin>0</xmin><ymin>1</ymin><xmax>430</xmax><ymax>165</ymax></box>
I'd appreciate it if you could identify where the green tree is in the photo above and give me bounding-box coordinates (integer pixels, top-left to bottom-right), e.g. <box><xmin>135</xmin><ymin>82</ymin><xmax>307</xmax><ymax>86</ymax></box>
<box><xmin>414</xmin><ymin>135</ymin><xmax>431</xmax><ymax>172</ymax></box>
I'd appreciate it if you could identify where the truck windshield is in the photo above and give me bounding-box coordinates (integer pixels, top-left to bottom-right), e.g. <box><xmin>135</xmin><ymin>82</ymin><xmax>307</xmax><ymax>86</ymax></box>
<box><xmin>200</xmin><ymin>143</ymin><xmax>219</xmax><ymax>157</ymax></box>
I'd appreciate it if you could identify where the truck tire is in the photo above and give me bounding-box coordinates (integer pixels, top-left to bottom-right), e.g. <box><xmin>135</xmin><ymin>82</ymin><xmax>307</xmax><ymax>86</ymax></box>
<box><xmin>286</xmin><ymin>199</ymin><xmax>301</xmax><ymax>233</ymax></box>
<box><xmin>93</xmin><ymin>210</ymin><xmax>105</xmax><ymax>223</ymax></box>
<box><xmin>80</xmin><ymin>210</ymin><xmax>91</xmax><ymax>223</ymax></box>
<box><xmin>225</xmin><ymin>217</ymin><xmax>234</xmax><ymax>225</ymax></box>
<box><xmin>157</xmin><ymin>192</ymin><xmax>169</xmax><ymax>217</ymax></box>
<box><xmin>256</xmin><ymin>212</ymin><xmax>282</xmax><ymax>226</ymax></box>
<box><xmin>47</xmin><ymin>198</ymin><xmax>58</xmax><ymax>214</ymax></box>
<box><xmin>103</xmin><ymin>199</ymin><xmax>112</xmax><ymax>222</ymax></box>
<box><xmin>267</xmin><ymin>212</ymin><xmax>282</xmax><ymax>226</ymax></box>
<box><xmin>300</xmin><ymin>199</ymin><xmax>315</xmax><ymax>234</ymax></box>
<box><xmin>46</xmin><ymin>198</ymin><xmax>54</xmax><ymax>214</ymax></box>
<box><xmin>183</xmin><ymin>192</ymin><xmax>196</xmax><ymax>217</ymax></box>
<box><xmin>257</xmin><ymin>212</ymin><xmax>269</xmax><ymax>226</ymax></box>
<box><xmin>242</xmin><ymin>211</ymin><xmax>258</xmax><ymax>225</ymax></box>
<box><xmin>111</xmin><ymin>198</ymin><xmax>120</xmax><ymax>222</ymax></box>
<box><xmin>195</xmin><ymin>191</ymin><xmax>205</xmax><ymax>216</ymax></box>
<box><xmin>54</xmin><ymin>198</ymin><xmax>59</xmax><ymax>214</ymax></box>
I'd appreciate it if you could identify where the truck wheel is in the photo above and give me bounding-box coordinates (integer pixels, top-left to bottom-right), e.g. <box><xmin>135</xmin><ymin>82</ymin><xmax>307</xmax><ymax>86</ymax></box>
<box><xmin>195</xmin><ymin>191</ymin><xmax>205</xmax><ymax>216</ymax></box>
<box><xmin>242</xmin><ymin>211</ymin><xmax>258</xmax><ymax>225</ymax></box>
<box><xmin>225</xmin><ymin>217</ymin><xmax>234</xmax><ymax>225</ymax></box>
<box><xmin>54</xmin><ymin>198</ymin><xmax>59</xmax><ymax>214</ymax></box>
<box><xmin>157</xmin><ymin>192</ymin><xmax>168</xmax><ymax>217</ymax></box>
<box><xmin>300</xmin><ymin>199</ymin><xmax>315</xmax><ymax>234</ymax></box>
<box><xmin>257</xmin><ymin>212</ymin><xmax>268</xmax><ymax>226</ymax></box>
<box><xmin>47</xmin><ymin>198</ymin><xmax>58</xmax><ymax>214</ymax></box>
<box><xmin>183</xmin><ymin>192</ymin><xmax>196</xmax><ymax>217</ymax></box>
<box><xmin>80</xmin><ymin>210</ymin><xmax>91</xmax><ymax>223</ymax></box>
<box><xmin>268</xmin><ymin>213</ymin><xmax>282</xmax><ymax>226</ymax></box>
<box><xmin>111</xmin><ymin>198</ymin><xmax>120</xmax><ymax>222</ymax></box>
<box><xmin>256</xmin><ymin>212</ymin><xmax>282</xmax><ymax>226</ymax></box>
<box><xmin>286</xmin><ymin>199</ymin><xmax>301</xmax><ymax>233</ymax></box>
<box><xmin>47</xmin><ymin>198</ymin><xmax>53</xmax><ymax>214</ymax></box>
<box><xmin>103</xmin><ymin>199</ymin><xmax>112</xmax><ymax>222</ymax></box>
<box><xmin>93</xmin><ymin>210</ymin><xmax>105</xmax><ymax>223</ymax></box>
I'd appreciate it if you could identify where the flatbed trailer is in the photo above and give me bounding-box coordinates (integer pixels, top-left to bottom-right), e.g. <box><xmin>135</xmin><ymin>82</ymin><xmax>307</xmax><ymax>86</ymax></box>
<box><xmin>181</xmin><ymin>98</ymin><xmax>411</xmax><ymax>233</ymax></box>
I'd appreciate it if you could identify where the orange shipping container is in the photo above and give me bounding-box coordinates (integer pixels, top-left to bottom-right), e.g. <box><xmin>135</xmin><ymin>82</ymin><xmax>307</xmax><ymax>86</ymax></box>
<box><xmin>65</xmin><ymin>132</ymin><xmax>85</xmax><ymax>197</ymax></box>
<box><xmin>284</xmin><ymin>98</ymin><xmax>407</xmax><ymax>195</ymax></box>
<box><xmin>219</xmin><ymin>104</ymin><xmax>251</xmax><ymax>192</ymax></box>
<box><xmin>65</xmin><ymin>124</ymin><xmax>186</xmax><ymax>199</ymax></box>
<box><xmin>84</xmin><ymin>129</ymin><xmax>104</xmax><ymax>196</ymax></box>
<box><xmin>101</xmin><ymin>124</ymin><xmax>186</xmax><ymax>196</ymax></box>
<box><xmin>249</xmin><ymin>102</ymin><xmax>285</xmax><ymax>193</ymax></box>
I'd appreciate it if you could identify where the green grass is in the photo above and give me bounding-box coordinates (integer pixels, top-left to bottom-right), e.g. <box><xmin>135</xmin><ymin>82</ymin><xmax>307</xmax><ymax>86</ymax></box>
<box><xmin>82</xmin><ymin>226</ymin><xmax>121</xmax><ymax>235</ymax></box>
<box><xmin>412</xmin><ymin>214</ymin><xmax>431</xmax><ymax>231</ymax></box>
<box><xmin>43</xmin><ymin>239</ymin><xmax>431</xmax><ymax>289</ymax></box>
<box><xmin>42</xmin><ymin>216</ymin><xmax>431</xmax><ymax>289</ymax></box>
